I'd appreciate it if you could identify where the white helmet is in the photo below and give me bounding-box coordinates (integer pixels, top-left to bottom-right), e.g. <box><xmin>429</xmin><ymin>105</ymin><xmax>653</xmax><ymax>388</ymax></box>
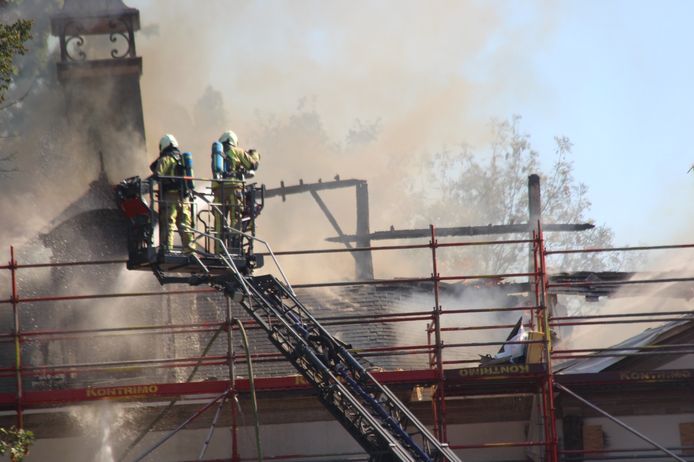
<box><xmin>219</xmin><ymin>130</ymin><xmax>238</xmax><ymax>148</ymax></box>
<box><xmin>159</xmin><ymin>134</ymin><xmax>178</xmax><ymax>152</ymax></box>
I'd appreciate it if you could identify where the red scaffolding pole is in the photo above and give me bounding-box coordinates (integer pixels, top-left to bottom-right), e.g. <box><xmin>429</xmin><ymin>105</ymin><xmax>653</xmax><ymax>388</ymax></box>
<box><xmin>3</xmin><ymin>231</ymin><xmax>693</xmax><ymax>461</ymax></box>
<box><xmin>9</xmin><ymin>246</ymin><xmax>23</xmax><ymax>428</ymax></box>
<box><xmin>429</xmin><ymin>225</ymin><xmax>448</xmax><ymax>442</ymax></box>
<box><xmin>536</xmin><ymin>225</ymin><xmax>559</xmax><ymax>461</ymax></box>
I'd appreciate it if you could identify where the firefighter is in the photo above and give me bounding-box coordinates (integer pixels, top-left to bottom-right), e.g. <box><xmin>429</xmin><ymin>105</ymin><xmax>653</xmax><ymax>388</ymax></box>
<box><xmin>151</xmin><ymin>134</ymin><xmax>196</xmax><ymax>253</ymax></box>
<box><xmin>211</xmin><ymin>130</ymin><xmax>260</xmax><ymax>252</ymax></box>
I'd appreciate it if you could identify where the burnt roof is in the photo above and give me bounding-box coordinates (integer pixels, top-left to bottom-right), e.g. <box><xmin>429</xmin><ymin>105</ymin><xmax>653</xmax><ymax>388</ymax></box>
<box><xmin>58</xmin><ymin>0</ymin><xmax>138</xmax><ymax>18</ymax></box>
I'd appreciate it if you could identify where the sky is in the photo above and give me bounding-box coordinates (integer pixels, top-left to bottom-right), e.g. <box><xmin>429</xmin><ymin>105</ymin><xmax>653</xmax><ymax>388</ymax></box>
<box><xmin>511</xmin><ymin>1</ymin><xmax>694</xmax><ymax>245</ymax></box>
<box><xmin>126</xmin><ymin>0</ymin><xmax>694</xmax><ymax>248</ymax></box>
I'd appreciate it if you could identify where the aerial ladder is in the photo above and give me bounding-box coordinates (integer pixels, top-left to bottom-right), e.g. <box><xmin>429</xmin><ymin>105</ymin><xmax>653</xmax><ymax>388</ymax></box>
<box><xmin>116</xmin><ymin>174</ymin><xmax>462</xmax><ymax>462</ymax></box>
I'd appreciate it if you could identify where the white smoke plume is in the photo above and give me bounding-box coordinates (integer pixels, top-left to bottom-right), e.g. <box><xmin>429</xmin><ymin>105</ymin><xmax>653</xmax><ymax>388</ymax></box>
<box><xmin>125</xmin><ymin>0</ymin><xmax>560</xmax><ymax>281</ymax></box>
<box><xmin>557</xmin><ymin>248</ymin><xmax>694</xmax><ymax>358</ymax></box>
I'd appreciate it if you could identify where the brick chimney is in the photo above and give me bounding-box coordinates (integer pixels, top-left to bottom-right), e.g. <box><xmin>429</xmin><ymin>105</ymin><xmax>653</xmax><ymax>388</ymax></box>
<box><xmin>50</xmin><ymin>0</ymin><xmax>145</xmax><ymax>179</ymax></box>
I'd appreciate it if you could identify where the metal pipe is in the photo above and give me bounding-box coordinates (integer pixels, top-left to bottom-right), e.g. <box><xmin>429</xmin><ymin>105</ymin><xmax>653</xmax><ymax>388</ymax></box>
<box><xmin>212</xmin><ymin>224</ymin><xmax>295</xmax><ymax>297</ymax></box>
<box><xmin>552</xmin><ymin>350</ymin><xmax>694</xmax><ymax>359</ymax></box>
<box><xmin>0</xmin><ymin>328</ymin><xmax>221</xmax><ymax>345</ymax></box>
<box><xmin>539</xmin><ymin>381</ymin><xmax>552</xmax><ymax>461</ymax></box>
<box><xmin>1</xmin><ymin>360</ymin><xmax>230</xmax><ymax>379</ymax></box>
<box><xmin>8</xmin><ymin>310</ymin><xmax>438</xmax><ymax>342</ymax></box>
<box><xmin>0</xmin><ymin>288</ymin><xmax>215</xmax><ymax>305</ymax></box>
<box><xmin>131</xmin><ymin>389</ymin><xmax>230</xmax><ymax>462</ymax></box>
<box><xmin>290</xmin><ymin>277</ymin><xmax>437</xmax><ymax>289</ymax></box>
<box><xmin>327</xmin><ymin>224</ymin><xmax>583</xmax><ymax>243</ymax></box>
<box><xmin>548</xmin><ymin>276</ymin><xmax>694</xmax><ymax>288</ymax></box>
<box><xmin>10</xmin><ymin>246</ymin><xmax>23</xmax><ymax>428</ymax></box>
<box><xmin>561</xmin><ymin>453</ymin><xmax>689</xmax><ymax>461</ymax></box>
<box><xmin>538</xmin><ymin>225</ymin><xmax>559</xmax><ymax>462</ymax></box>
<box><xmin>427</xmin><ymin>321</ymin><xmax>434</xmax><ymax>369</ymax></box>
<box><xmin>545</xmin><ymin>242</ymin><xmax>694</xmax><ymax>255</ymax></box>
<box><xmin>437</xmin><ymin>323</ymin><xmax>530</xmax><ymax>332</ymax></box>
<box><xmin>292</xmin><ymin>271</ymin><xmax>538</xmax><ymax>289</ymax></box>
<box><xmin>235</xmin><ymin>319</ymin><xmax>263</xmax><ymax>462</ymax></box>
<box><xmin>321</xmin><ymin>315</ymin><xmax>433</xmax><ymax>327</ymax></box>
<box><xmin>553</xmin><ymin>345</ymin><xmax>694</xmax><ymax>353</ymax></box>
<box><xmin>261</xmin><ymin>243</ymin><xmax>431</xmax><ymax>255</ymax></box>
<box><xmin>443</xmin><ymin>306</ymin><xmax>539</xmax><ymax>315</ymax></box>
<box><xmin>444</xmin><ymin>340</ymin><xmax>544</xmax><ymax>349</ymax></box>
<box><xmin>0</xmin><ymin>259</ymin><xmax>127</xmax><ymax>269</ymax></box>
<box><xmin>0</xmin><ymin>360</ymin><xmax>230</xmax><ymax>379</ymax></box>
<box><xmin>23</xmin><ymin>354</ymin><xmax>227</xmax><ymax>372</ymax></box>
<box><xmin>551</xmin><ymin>310</ymin><xmax>693</xmax><ymax>321</ymax></box>
<box><xmin>117</xmin><ymin>327</ymin><xmax>225</xmax><ymax>462</ymax></box>
<box><xmin>555</xmin><ymin>382</ymin><xmax>687</xmax><ymax>462</ymax></box>
<box><xmin>226</xmin><ymin>296</ymin><xmax>239</xmax><ymax>462</ymax></box>
<box><xmin>551</xmin><ymin>318</ymin><xmax>690</xmax><ymax>327</ymax></box>
<box><xmin>0</xmin><ymin>238</ymin><xmax>534</xmax><ymax>269</ymax></box>
<box><xmin>441</xmin><ymin>272</ymin><xmax>537</xmax><ymax>280</ymax></box>
<box><xmin>231</xmin><ymin>392</ymin><xmax>241</xmax><ymax>462</ymax></box>
<box><xmin>0</xmin><ymin>308</ymin><xmax>545</xmax><ymax>341</ymax></box>
<box><xmin>2</xmin><ymin>336</ymin><xmax>562</xmax><ymax>379</ymax></box>
<box><xmin>236</xmin><ymin>450</ymin><xmax>367</xmax><ymax>461</ymax></box>
<box><xmin>8</xmin><ymin>346</ymin><xmax>453</xmax><ymax>378</ymax></box>
<box><xmin>197</xmin><ymin>392</ymin><xmax>227</xmax><ymax>460</ymax></box>
<box><xmin>186</xmin><ymin>224</ymin><xmax>291</xmax><ymax>297</ymax></box>
<box><xmin>561</xmin><ymin>449</ymin><xmax>694</xmax><ymax>457</ymax></box>
<box><xmin>429</xmin><ymin>225</ymin><xmax>447</xmax><ymax>441</ymax></box>
<box><xmin>257</xmin><ymin>237</ymin><xmax>532</xmax><ymax>256</ymax></box>
<box><xmin>450</xmin><ymin>440</ymin><xmax>547</xmax><ymax>449</ymax></box>
<box><xmin>352</xmin><ymin>344</ymin><xmax>433</xmax><ymax>353</ymax></box>
<box><xmin>560</xmin><ymin>446</ymin><xmax>693</xmax><ymax>455</ymax></box>
<box><xmin>441</xmin><ymin>359</ymin><xmax>492</xmax><ymax>365</ymax></box>
<box><xmin>20</xmin><ymin>324</ymin><xmax>221</xmax><ymax>339</ymax></box>
<box><xmin>319</xmin><ymin>310</ymin><xmax>434</xmax><ymax>321</ymax></box>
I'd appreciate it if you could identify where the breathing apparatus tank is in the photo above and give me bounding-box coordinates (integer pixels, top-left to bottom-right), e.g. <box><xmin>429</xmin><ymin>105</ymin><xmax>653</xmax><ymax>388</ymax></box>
<box><xmin>183</xmin><ymin>151</ymin><xmax>194</xmax><ymax>190</ymax></box>
<box><xmin>211</xmin><ymin>141</ymin><xmax>225</xmax><ymax>179</ymax></box>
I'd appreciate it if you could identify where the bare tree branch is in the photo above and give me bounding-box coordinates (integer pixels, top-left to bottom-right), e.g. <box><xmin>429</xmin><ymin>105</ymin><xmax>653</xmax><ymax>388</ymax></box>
<box><xmin>0</xmin><ymin>76</ymin><xmax>35</xmax><ymax>110</ymax></box>
<box><xmin>408</xmin><ymin>116</ymin><xmax>627</xmax><ymax>275</ymax></box>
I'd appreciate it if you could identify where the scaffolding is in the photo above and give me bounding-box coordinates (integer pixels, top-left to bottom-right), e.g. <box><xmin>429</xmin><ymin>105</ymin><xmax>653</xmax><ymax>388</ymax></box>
<box><xmin>1</xmin><ymin>226</ymin><xmax>694</xmax><ymax>461</ymax></box>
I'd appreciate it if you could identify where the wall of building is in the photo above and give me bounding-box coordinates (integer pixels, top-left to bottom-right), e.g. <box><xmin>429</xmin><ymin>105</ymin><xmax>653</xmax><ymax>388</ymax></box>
<box><xmin>22</xmin><ymin>416</ymin><xmax>534</xmax><ymax>461</ymax></box>
<box><xmin>448</xmin><ymin>421</ymin><xmax>529</xmax><ymax>461</ymax></box>
<box><xmin>19</xmin><ymin>410</ymin><xmax>694</xmax><ymax>461</ymax></box>
<box><xmin>25</xmin><ymin>420</ymin><xmax>364</xmax><ymax>462</ymax></box>
<box><xmin>582</xmin><ymin>413</ymin><xmax>694</xmax><ymax>461</ymax></box>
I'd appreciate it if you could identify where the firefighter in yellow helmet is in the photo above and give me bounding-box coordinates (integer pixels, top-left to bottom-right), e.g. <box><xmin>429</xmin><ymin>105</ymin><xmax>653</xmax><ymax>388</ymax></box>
<box><xmin>152</xmin><ymin>134</ymin><xmax>196</xmax><ymax>253</ymax></box>
<box><xmin>211</xmin><ymin>130</ymin><xmax>260</xmax><ymax>252</ymax></box>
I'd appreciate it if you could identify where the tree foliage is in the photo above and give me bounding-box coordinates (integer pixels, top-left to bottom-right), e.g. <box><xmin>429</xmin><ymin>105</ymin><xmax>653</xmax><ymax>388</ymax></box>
<box><xmin>0</xmin><ymin>17</ymin><xmax>32</xmax><ymax>104</ymax></box>
<box><xmin>0</xmin><ymin>426</ymin><xmax>34</xmax><ymax>462</ymax></box>
<box><xmin>1</xmin><ymin>0</ymin><xmax>62</xmax><ymax>174</ymax></box>
<box><xmin>408</xmin><ymin>116</ymin><xmax>627</xmax><ymax>274</ymax></box>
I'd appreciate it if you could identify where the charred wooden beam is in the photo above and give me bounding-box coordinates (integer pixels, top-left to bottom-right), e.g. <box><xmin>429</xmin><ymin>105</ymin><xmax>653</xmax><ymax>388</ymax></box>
<box><xmin>309</xmin><ymin>190</ymin><xmax>352</xmax><ymax>249</ymax></box>
<box><xmin>265</xmin><ymin>177</ymin><xmax>366</xmax><ymax>202</ymax></box>
<box><xmin>267</xmin><ymin>177</ymin><xmax>375</xmax><ymax>279</ymax></box>
<box><xmin>355</xmin><ymin>182</ymin><xmax>374</xmax><ymax>279</ymax></box>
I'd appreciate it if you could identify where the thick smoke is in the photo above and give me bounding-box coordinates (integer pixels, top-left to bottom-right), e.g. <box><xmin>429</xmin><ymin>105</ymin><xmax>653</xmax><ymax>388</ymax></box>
<box><xmin>4</xmin><ymin>0</ymin><xmax>684</xmax><ymax>366</ymax></box>
<box><xmin>2</xmin><ymin>1</ymin><xmax>561</xmax><ymax>281</ymax></box>
<box><xmin>128</xmin><ymin>0</ymin><xmax>560</xmax><ymax>281</ymax></box>
<box><xmin>556</xmin><ymin>248</ymin><xmax>694</xmax><ymax>358</ymax></box>
<box><xmin>0</xmin><ymin>1</ymin><xmax>148</xmax><ymax>246</ymax></box>
<box><xmin>1</xmin><ymin>3</ymin><xmax>692</xmax><ymax>460</ymax></box>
